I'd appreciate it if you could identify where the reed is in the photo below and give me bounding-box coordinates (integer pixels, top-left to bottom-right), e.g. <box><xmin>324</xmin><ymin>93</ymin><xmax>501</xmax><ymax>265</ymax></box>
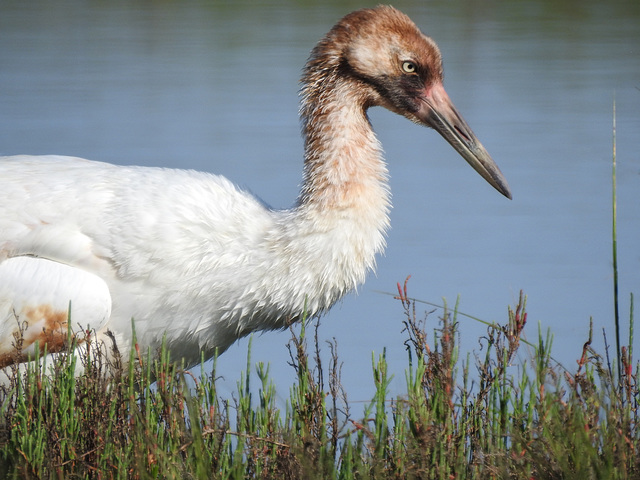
<box><xmin>0</xmin><ymin>280</ymin><xmax>636</xmax><ymax>478</ymax></box>
<box><xmin>612</xmin><ymin>95</ymin><xmax>621</xmax><ymax>380</ymax></box>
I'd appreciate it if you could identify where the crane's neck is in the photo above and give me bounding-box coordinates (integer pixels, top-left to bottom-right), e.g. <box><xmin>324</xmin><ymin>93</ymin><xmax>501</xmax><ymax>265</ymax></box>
<box><xmin>300</xmin><ymin>41</ymin><xmax>390</xmax><ymax>210</ymax></box>
<box><xmin>299</xmin><ymin>41</ymin><xmax>391</xmax><ymax>212</ymax></box>
<box><xmin>299</xmin><ymin>76</ymin><xmax>389</xmax><ymax>211</ymax></box>
<box><xmin>273</xmin><ymin>55</ymin><xmax>391</xmax><ymax>312</ymax></box>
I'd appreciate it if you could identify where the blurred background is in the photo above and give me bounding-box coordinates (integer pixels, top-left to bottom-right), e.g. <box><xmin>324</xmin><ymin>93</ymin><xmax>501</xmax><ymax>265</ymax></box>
<box><xmin>1</xmin><ymin>0</ymin><xmax>638</xmax><ymax>407</ymax></box>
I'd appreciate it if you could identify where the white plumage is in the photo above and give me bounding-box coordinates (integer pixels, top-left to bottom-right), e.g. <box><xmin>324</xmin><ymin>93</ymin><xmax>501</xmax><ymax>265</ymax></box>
<box><xmin>0</xmin><ymin>6</ymin><xmax>510</xmax><ymax>370</ymax></box>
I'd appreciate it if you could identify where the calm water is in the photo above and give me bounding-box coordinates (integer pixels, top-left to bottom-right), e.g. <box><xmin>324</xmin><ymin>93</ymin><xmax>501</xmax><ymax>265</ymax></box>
<box><xmin>1</xmin><ymin>0</ymin><xmax>639</xmax><ymax>402</ymax></box>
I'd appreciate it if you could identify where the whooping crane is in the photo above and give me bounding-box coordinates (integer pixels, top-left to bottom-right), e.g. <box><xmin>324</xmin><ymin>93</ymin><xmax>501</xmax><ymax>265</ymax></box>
<box><xmin>0</xmin><ymin>6</ymin><xmax>511</xmax><ymax>371</ymax></box>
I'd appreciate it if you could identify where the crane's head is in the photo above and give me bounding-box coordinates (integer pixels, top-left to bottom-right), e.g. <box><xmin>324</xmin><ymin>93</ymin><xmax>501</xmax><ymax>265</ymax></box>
<box><xmin>306</xmin><ymin>6</ymin><xmax>511</xmax><ymax>199</ymax></box>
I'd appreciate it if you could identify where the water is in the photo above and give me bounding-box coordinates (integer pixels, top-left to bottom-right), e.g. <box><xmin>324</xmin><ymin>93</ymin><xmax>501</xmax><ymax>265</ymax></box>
<box><xmin>1</xmin><ymin>0</ymin><xmax>638</xmax><ymax>404</ymax></box>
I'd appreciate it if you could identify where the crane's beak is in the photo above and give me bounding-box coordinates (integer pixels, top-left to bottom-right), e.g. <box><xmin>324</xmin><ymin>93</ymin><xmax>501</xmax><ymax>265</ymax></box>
<box><xmin>417</xmin><ymin>82</ymin><xmax>512</xmax><ymax>199</ymax></box>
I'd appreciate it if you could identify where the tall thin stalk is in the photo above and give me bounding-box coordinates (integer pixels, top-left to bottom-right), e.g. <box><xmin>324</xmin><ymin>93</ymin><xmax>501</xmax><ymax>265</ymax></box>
<box><xmin>612</xmin><ymin>95</ymin><xmax>621</xmax><ymax>381</ymax></box>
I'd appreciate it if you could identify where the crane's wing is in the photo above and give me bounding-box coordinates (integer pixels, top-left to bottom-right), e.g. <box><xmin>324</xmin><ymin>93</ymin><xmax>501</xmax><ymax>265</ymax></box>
<box><xmin>0</xmin><ymin>256</ymin><xmax>111</xmax><ymax>367</ymax></box>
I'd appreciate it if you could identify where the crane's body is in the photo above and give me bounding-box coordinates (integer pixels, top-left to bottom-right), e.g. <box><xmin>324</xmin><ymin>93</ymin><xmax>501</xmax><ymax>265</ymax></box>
<box><xmin>0</xmin><ymin>153</ymin><xmax>387</xmax><ymax>366</ymax></box>
<box><xmin>0</xmin><ymin>6</ymin><xmax>510</xmax><ymax>370</ymax></box>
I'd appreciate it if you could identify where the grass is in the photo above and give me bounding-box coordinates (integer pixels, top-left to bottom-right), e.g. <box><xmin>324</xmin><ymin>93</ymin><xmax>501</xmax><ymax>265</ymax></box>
<box><xmin>0</xmin><ymin>285</ymin><xmax>637</xmax><ymax>479</ymax></box>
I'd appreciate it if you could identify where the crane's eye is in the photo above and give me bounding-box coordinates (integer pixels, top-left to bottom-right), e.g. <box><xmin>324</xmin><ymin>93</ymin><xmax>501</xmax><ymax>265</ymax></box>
<box><xmin>402</xmin><ymin>61</ymin><xmax>417</xmax><ymax>74</ymax></box>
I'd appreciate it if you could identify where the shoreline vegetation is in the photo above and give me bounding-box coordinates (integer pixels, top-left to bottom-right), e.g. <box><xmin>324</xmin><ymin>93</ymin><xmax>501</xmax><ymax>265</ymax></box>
<box><xmin>0</xmin><ymin>284</ymin><xmax>637</xmax><ymax>479</ymax></box>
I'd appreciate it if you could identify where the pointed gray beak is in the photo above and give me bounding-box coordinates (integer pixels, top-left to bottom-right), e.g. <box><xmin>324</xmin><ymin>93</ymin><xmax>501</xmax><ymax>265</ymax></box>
<box><xmin>417</xmin><ymin>82</ymin><xmax>511</xmax><ymax>199</ymax></box>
